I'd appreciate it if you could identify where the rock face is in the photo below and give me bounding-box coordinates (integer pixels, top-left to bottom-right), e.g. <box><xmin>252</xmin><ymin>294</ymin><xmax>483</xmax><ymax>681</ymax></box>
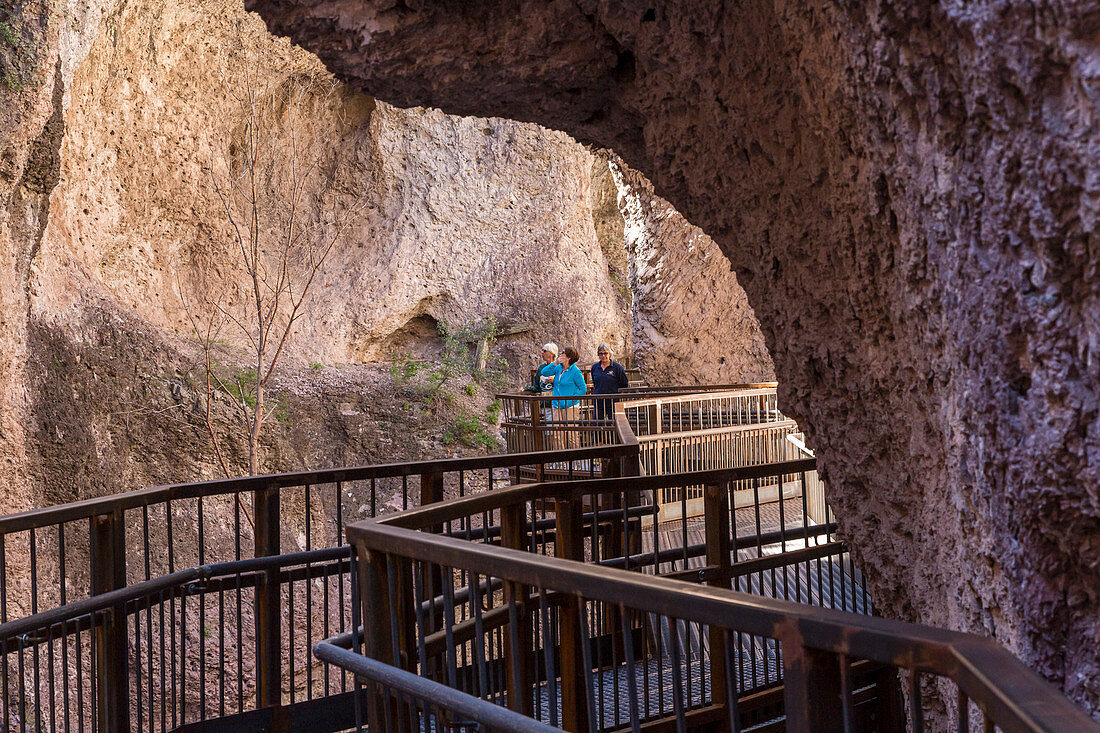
<box><xmin>0</xmin><ymin>0</ymin><xmax>642</xmax><ymax>505</ymax></box>
<box><xmin>35</xmin><ymin>0</ymin><xmax>633</xmax><ymax>376</ymax></box>
<box><xmin>247</xmin><ymin>0</ymin><xmax>1100</xmax><ymax>714</ymax></box>
<box><xmin>0</xmin><ymin>0</ymin><xmax>771</xmax><ymax>511</ymax></box>
<box><xmin>608</xmin><ymin>158</ymin><xmax>775</xmax><ymax>386</ymax></box>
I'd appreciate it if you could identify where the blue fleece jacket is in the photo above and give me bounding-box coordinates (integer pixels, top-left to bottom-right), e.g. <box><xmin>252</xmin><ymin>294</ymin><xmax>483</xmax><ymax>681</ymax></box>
<box><xmin>536</xmin><ymin>361</ymin><xmax>562</xmax><ymax>391</ymax></box>
<box><xmin>551</xmin><ymin>363</ymin><xmax>587</xmax><ymax>408</ymax></box>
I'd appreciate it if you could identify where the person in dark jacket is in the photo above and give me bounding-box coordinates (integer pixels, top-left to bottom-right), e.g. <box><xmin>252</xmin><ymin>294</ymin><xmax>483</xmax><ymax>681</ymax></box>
<box><xmin>590</xmin><ymin>343</ymin><xmax>629</xmax><ymax>421</ymax></box>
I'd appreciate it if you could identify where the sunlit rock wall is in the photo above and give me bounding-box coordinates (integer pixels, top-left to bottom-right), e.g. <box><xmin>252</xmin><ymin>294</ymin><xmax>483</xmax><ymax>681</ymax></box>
<box><xmin>248</xmin><ymin>0</ymin><xmax>1100</xmax><ymax>714</ymax></box>
<box><xmin>608</xmin><ymin>157</ymin><xmax>775</xmax><ymax>386</ymax></box>
<box><xmin>0</xmin><ymin>0</ymin><xmax>773</xmax><ymax>513</ymax></box>
<box><xmin>2</xmin><ymin>0</ymin><xmax>638</xmax><ymax>504</ymax></box>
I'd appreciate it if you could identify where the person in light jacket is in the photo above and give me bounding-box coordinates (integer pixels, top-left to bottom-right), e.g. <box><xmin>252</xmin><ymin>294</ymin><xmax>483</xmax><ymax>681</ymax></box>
<box><xmin>533</xmin><ymin>342</ymin><xmax>563</xmax><ymax>424</ymax></box>
<box><xmin>551</xmin><ymin>347</ymin><xmax>587</xmax><ymax>449</ymax></box>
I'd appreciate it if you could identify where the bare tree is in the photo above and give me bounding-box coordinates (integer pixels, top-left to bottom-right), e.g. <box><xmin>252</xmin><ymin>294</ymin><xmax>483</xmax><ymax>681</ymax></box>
<box><xmin>183</xmin><ymin>58</ymin><xmax>361</xmax><ymax>476</ymax></box>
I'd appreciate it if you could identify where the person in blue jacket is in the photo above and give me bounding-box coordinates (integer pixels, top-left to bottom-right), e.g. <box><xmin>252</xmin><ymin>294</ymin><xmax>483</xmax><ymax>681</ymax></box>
<box><xmin>551</xmin><ymin>347</ymin><xmax>587</xmax><ymax>448</ymax></box>
<box><xmin>590</xmin><ymin>343</ymin><xmax>629</xmax><ymax>421</ymax></box>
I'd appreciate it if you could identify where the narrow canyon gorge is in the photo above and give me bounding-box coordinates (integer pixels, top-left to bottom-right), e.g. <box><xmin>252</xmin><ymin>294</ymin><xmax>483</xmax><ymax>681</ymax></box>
<box><xmin>0</xmin><ymin>2</ymin><xmax>769</xmax><ymax>527</ymax></box>
<box><xmin>239</xmin><ymin>0</ymin><xmax>1100</xmax><ymax>716</ymax></box>
<box><xmin>2</xmin><ymin>0</ymin><xmax>1099</xmax><ymax>722</ymax></box>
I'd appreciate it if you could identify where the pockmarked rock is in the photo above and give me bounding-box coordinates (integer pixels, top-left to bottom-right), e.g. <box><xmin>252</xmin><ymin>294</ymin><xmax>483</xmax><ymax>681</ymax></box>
<box><xmin>245</xmin><ymin>0</ymin><xmax>1100</xmax><ymax>716</ymax></box>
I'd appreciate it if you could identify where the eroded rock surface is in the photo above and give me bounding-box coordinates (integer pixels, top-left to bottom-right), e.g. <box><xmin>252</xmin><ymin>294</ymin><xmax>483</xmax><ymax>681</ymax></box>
<box><xmin>37</xmin><ymin>0</ymin><xmax>634</xmax><ymax>377</ymax></box>
<box><xmin>2</xmin><ymin>0</ymin><xmax>641</xmax><ymax>505</ymax></box>
<box><xmin>608</xmin><ymin>157</ymin><xmax>775</xmax><ymax>385</ymax></box>
<box><xmin>247</xmin><ymin>0</ymin><xmax>1100</xmax><ymax>713</ymax></box>
<box><xmin>0</xmin><ymin>0</ymin><xmax>772</xmax><ymax>511</ymax></box>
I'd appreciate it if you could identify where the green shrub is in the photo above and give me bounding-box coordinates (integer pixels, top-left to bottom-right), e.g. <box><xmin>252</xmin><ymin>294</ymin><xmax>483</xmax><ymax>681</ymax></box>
<box><xmin>442</xmin><ymin>409</ymin><xmax>500</xmax><ymax>450</ymax></box>
<box><xmin>220</xmin><ymin>366</ymin><xmax>258</xmax><ymax>408</ymax></box>
<box><xmin>392</xmin><ymin>317</ymin><xmax>512</xmax><ymax>404</ymax></box>
<box><xmin>389</xmin><ymin>356</ymin><xmax>425</xmax><ymax>384</ymax></box>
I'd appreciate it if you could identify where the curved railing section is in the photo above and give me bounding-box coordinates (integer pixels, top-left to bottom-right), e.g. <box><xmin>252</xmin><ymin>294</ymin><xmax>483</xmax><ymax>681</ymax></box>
<box><xmin>0</xmin><ymin>382</ymin><xmax>1095</xmax><ymax>732</ymax></box>
<box><xmin>332</xmin><ymin>462</ymin><xmax>1100</xmax><ymax>733</ymax></box>
<box><xmin>0</xmin><ymin>445</ymin><xmax>633</xmax><ymax>731</ymax></box>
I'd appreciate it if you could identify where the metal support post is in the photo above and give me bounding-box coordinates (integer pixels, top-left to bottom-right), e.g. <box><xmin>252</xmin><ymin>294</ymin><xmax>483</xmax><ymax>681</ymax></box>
<box><xmin>91</xmin><ymin>510</ymin><xmax>130</xmax><ymax>733</ymax></box>
<box><xmin>501</xmin><ymin>505</ymin><xmax>534</xmax><ymax>716</ymax></box>
<box><xmin>705</xmin><ymin>482</ymin><xmax>733</xmax><ymax>727</ymax></box>
<box><xmin>254</xmin><ymin>482</ymin><xmax>281</xmax><ymax>710</ymax></box>
<box><xmin>555</xmin><ymin>499</ymin><xmax>591</xmax><ymax>732</ymax></box>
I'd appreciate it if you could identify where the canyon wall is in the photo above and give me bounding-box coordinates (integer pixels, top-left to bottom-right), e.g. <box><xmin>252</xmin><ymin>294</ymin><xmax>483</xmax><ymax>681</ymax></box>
<box><xmin>608</xmin><ymin>157</ymin><xmax>775</xmax><ymax>385</ymax></box>
<box><xmin>1</xmin><ymin>0</ymin><xmax>639</xmax><ymax>507</ymax></box>
<box><xmin>246</xmin><ymin>0</ymin><xmax>1100</xmax><ymax>714</ymax></box>
<box><xmin>0</xmin><ymin>0</ymin><xmax>772</xmax><ymax>513</ymax></box>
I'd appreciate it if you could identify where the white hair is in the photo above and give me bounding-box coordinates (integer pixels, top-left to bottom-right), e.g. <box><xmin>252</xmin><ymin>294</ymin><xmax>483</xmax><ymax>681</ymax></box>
<box><xmin>542</xmin><ymin>342</ymin><xmax>559</xmax><ymax>356</ymax></box>
<box><xmin>597</xmin><ymin>343</ymin><xmax>612</xmax><ymax>354</ymax></box>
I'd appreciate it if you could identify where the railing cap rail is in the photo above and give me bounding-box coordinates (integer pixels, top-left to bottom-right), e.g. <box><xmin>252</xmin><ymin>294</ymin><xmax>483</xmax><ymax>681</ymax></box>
<box><xmin>376</xmin><ymin>459</ymin><xmax>816</xmax><ymax>530</ymax></box>
<box><xmin>634</xmin><ymin>419</ymin><xmax>799</xmax><ymax>443</ymax></box>
<box><xmin>495</xmin><ymin>383</ymin><xmax>778</xmax><ymax>401</ymax></box>
<box><xmin>346</xmin><ymin>518</ymin><xmax>1100</xmax><ymax>733</ymax></box>
<box><xmin>616</xmin><ymin>386</ymin><xmax>779</xmax><ymax>410</ymax></box>
<box><xmin>0</xmin><ymin>443</ymin><xmax>635</xmax><ymax>534</ymax></box>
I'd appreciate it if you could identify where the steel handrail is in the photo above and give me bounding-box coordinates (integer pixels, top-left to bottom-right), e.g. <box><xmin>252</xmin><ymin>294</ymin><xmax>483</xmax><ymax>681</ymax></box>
<box><xmin>379</xmin><ymin>459</ymin><xmax>816</xmax><ymax>530</ymax></box>
<box><xmin>346</xmin><ymin>516</ymin><xmax>1099</xmax><ymax>733</ymax></box>
<box><xmin>0</xmin><ymin>545</ymin><xmax>351</xmax><ymax>645</ymax></box>
<box><xmin>314</xmin><ymin>638</ymin><xmax>561</xmax><ymax>733</ymax></box>
<box><xmin>632</xmin><ymin>418</ymin><xmax>798</xmax><ymax>443</ymax></box>
<box><xmin>0</xmin><ymin>443</ymin><xmax>635</xmax><ymax>535</ymax></box>
<box><xmin>614</xmin><ymin>386</ymin><xmax>779</xmax><ymax>408</ymax></box>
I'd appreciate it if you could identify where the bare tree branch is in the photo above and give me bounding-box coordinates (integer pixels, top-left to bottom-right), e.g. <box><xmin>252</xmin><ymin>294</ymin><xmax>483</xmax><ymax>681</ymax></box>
<box><xmin>189</xmin><ymin>57</ymin><xmax>362</xmax><ymax>475</ymax></box>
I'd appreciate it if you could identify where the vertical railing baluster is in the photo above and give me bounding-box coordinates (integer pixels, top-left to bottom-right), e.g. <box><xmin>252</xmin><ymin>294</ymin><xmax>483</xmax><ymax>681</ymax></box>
<box><xmin>909</xmin><ymin>669</ymin><xmax>925</xmax><ymax>733</ymax></box>
<box><xmin>360</xmin><ymin>548</ymin><xmax>395</xmax><ymax>732</ymax></box>
<box><xmin>575</xmin><ymin>599</ymin><xmax>599</xmax><ymax>733</ymax></box>
<box><xmin>501</xmin><ymin>504</ymin><xmax>533</xmax><ymax>716</ymax></box>
<box><xmin>555</xmin><ymin>497</ymin><xmax>591</xmax><ymax>731</ymax></box>
<box><xmin>537</xmin><ymin>588</ymin><xmax>558</xmax><ymax>727</ymax></box>
<box><xmin>620</xmin><ymin>602</ymin><xmax>642</xmax><ymax>733</ymax></box>
<box><xmin>668</xmin><ymin>613</ymin><xmax>686</xmax><ymax>733</ymax></box>
<box><xmin>838</xmin><ymin>652</ymin><xmax>854</xmax><ymax>732</ymax></box>
<box><xmin>705</xmin><ymin>481</ymin><xmax>732</xmax><ymax>712</ymax></box>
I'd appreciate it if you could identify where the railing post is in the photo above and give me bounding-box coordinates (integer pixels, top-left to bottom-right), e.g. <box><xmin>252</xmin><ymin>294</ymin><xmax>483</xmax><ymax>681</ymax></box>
<box><xmin>874</xmin><ymin>667</ymin><xmax>905</xmax><ymax>730</ymax></box>
<box><xmin>254</xmin><ymin>482</ymin><xmax>281</xmax><ymax>710</ymax></box>
<box><xmin>359</xmin><ymin>548</ymin><xmax>397</xmax><ymax>732</ymax></box>
<box><xmin>650</xmin><ymin>400</ymin><xmax>663</xmax><ymax>475</ymax></box>
<box><xmin>420</xmin><ymin>468</ymin><xmax>444</xmax><ymax>508</ymax></box>
<box><xmin>705</xmin><ymin>482</ymin><xmax>733</xmax><ymax>726</ymax></box>
<box><xmin>780</xmin><ymin>628</ymin><xmax>844</xmax><ymax>732</ymax></box>
<box><xmin>531</xmin><ymin>396</ymin><xmax>544</xmax><ymax>453</ymax></box>
<box><xmin>555</xmin><ymin>498</ymin><xmax>591</xmax><ymax>732</ymax></box>
<box><xmin>419</xmin><ymin>467</ymin><xmax>447</xmax><ymax>603</ymax></box>
<box><xmin>501</xmin><ymin>504</ymin><xmax>534</xmax><ymax>716</ymax></box>
<box><xmin>91</xmin><ymin>509</ymin><xmax>130</xmax><ymax>733</ymax></box>
<box><xmin>531</xmin><ymin>397</ymin><xmax>546</xmax><ymax>483</ymax></box>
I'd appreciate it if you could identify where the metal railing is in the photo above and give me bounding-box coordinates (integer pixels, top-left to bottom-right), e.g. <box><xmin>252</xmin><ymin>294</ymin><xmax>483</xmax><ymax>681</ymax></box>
<box><xmin>501</xmin><ymin>387</ymin><xmax>822</xmax><ymax>526</ymax></box>
<box><xmin>333</xmin><ymin>458</ymin><xmax>1100</xmax><ymax>732</ymax></box>
<box><xmin>0</xmin><ymin>445</ymin><xmax>633</xmax><ymax>731</ymax></box>
<box><xmin>1</xmin><ymin>381</ymin><xmax>1095</xmax><ymax>732</ymax></box>
<box><xmin>614</xmin><ymin>388</ymin><xmax>812</xmax><ymax>521</ymax></box>
<box><xmin>499</xmin><ymin>384</ymin><xmax>784</xmax><ymax>481</ymax></box>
